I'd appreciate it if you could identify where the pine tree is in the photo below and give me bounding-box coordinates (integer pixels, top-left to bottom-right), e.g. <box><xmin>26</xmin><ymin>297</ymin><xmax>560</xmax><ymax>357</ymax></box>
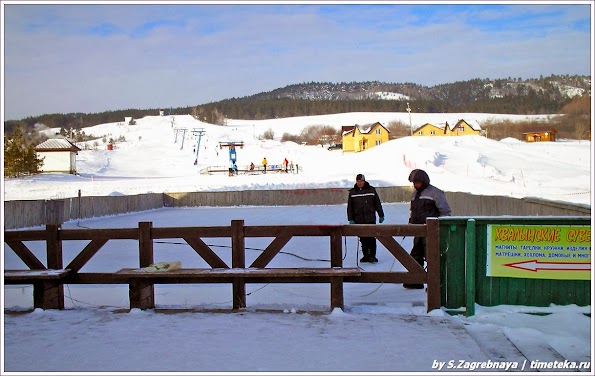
<box><xmin>3</xmin><ymin>127</ymin><xmax>44</xmax><ymax>177</ymax></box>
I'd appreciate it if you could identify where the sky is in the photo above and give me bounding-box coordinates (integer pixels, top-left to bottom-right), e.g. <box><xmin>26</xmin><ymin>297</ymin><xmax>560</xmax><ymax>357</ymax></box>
<box><xmin>1</xmin><ymin>1</ymin><xmax>592</xmax><ymax>120</ymax></box>
<box><xmin>2</xmin><ymin>112</ymin><xmax>592</xmax><ymax>372</ymax></box>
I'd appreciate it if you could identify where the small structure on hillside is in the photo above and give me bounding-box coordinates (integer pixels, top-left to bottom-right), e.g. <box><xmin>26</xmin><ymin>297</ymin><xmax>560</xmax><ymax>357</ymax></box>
<box><xmin>341</xmin><ymin>122</ymin><xmax>390</xmax><ymax>152</ymax></box>
<box><xmin>34</xmin><ymin>138</ymin><xmax>81</xmax><ymax>174</ymax></box>
<box><xmin>444</xmin><ymin>119</ymin><xmax>482</xmax><ymax>136</ymax></box>
<box><xmin>523</xmin><ymin>128</ymin><xmax>557</xmax><ymax>142</ymax></box>
<box><xmin>413</xmin><ymin>119</ymin><xmax>482</xmax><ymax>137</ymax></box>
<box><xmin>413</xmin><ymin>123</ymin><xmax>445</xmax><ymax>137</ymax></box>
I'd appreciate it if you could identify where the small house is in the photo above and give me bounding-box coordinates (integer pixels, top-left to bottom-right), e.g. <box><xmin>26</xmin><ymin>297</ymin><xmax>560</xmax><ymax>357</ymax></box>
<box><xmin>523</xmin><ymin>128</ymin><xmax>557</xmax><ymax>142</ymax></box>
<box><xmin>35</xmin><ymin>138</ymin><xmax>81</xmax><ymax>174</ymax></box>
<box><xmin>342</xmin><ymin>122</ymin><xmax>390</xmax><ymax>152</ymax></box>
<box><xmin>444</xmin><ymin>119</ymin><xmax>482</xmax><ymax>136</ymax></box>
<box><xmin>413</xmin><ymin>123</ymin><xmax>445</xmax><ymax>137</ymax></box>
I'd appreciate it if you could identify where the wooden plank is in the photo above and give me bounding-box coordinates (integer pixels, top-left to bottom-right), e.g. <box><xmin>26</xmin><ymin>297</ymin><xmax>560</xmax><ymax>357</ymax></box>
<box><xmin>4</xmin><ymin>269</ymin><xmax>71</xmax><ymax>283</ymax></box>
<box><xmin>4</xmin><ymin>230</ymin><xmax>48</xmax><ymax>241</ymax></box>
<box><xmin>65</xmin><ymin>239</ymin><xmax>109</xmax><ymax>272</ymax></box>
<box><xmin>183</xmin><ymin>236</ymin><xmax>229</xmax><ymax>268</ymax></box>
<box><xmin>231</xmin><ymin>220</ymin><xmax>246</xmax><ymax>309</ymax></box>
<box><xmin>345</xmin><ymin>271</ymin><xmax>425</xmax><ymax>284</ymax></box>
<box><xmin>138</xmin><ymin>222</ymin><xmax>154</xmax><ymax>308</ymax></box>
<box><xmin>245</xmin><ymin>225</ymin><xmax>341</xmax><ymax>237</ymax></box>
<box><xmin>377</xmin><ymin>236</ymin><xmax>424</xmax><ymax>273</ymax></box>
<box><xmin>46</xmin><ymin>224</ymin><xmax>63</xmax><ymax>269</ymax></box>
<box><xmin>330</xmin><ymin>276</ymin><xmax>344</xmax><ymax>310</ymax></box>
<box><xmin>60</xmin><ymin>228</ymin><xmax>139</xmax><ymax>240</ymax></box>
<box><xmin>153</xmin><ymin>226</ymin><xmax>231</xmax><ymax>238</ymax></box>
<box><xmin>34</xmin><ymin>281</ymin><xmax>64</xmax><ymax>309</ymax></box>
<box><xmin>250</xmin><ymin>236</ymin><xmax>292</xmax><ymax>268</ymax></box>
<box><xmin>4</xmin><ymin>240</ymin><xmax>46</xmax><ymax>270</ymax></box>
<box><xmin>329</xmin><ymin>227</ymin><xmax>342</xmax><ymax>268</ymax></box>
<box><xmin>344</xmin><ymin>224</ymin><xmax>427</xmax><ymax>237</ymax></box>
<box><xmin>44</xmin><ymin>224</ymin><xmax>65</xmax><ymax>310</ymax></box>
<box><xmin>130</xmin><ymin>279</ymin><xmax>155</xmax><ymax>310</ymax></box>
<box><xmin>66</xmin><ymin>273</ymin><xmax>132</xmax><ymax>284</ymax></box>
<box><xmin>116</xmin><ymin>267</ymin><xmax>362</xmax><ymax>278</ymax></box>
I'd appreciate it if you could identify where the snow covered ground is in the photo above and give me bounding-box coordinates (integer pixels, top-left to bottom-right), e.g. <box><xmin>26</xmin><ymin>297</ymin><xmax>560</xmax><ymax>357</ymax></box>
<box><xmin>3</xmin><ymin>205</ymin><xmax>592</xmax><ymax>373</ymax></box>
<box><xmin>2</xmin><ymin>111</ymin><xmax>593</xmax><ymax>373</ymax></box>
<box><xmin>3</xmin><ymin>112</ymin><xmax>590</xmax><ymax>206</ymax></box>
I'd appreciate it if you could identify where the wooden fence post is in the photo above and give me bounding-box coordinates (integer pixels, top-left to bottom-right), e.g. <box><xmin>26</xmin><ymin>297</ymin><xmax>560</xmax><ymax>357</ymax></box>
<box><xmin>231</xmin><ymin>220</ymin><xmax>246</xmax><ymax>309</ymax></box>
<box><xmin>426</xmin><ymin>218</ymin><xmax>441</xmax><ymax>312</ymax></box>
<box><xmin>35</xmin><ymin>224</ymin><xmax>65</xmax><ymax>309</ymax></box>
<box><xmin>130</xmin><ymin>222</ymin><xmax>155</xmax><ymax>309</ymax></box>
<box><xmin>329</xmin><ymin>226</ymin><xmax>344</xmax><ymax>310</ymax></box>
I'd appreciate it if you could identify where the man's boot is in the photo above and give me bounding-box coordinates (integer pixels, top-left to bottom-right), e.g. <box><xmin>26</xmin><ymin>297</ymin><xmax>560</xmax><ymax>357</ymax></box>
<box><xmin>360</xmin><ymin>249</ymin><xmax>370</xmax><ymax>263</ymax></box>
<box><xmin>369</xmin><ymin>250</ymin><xmax>378</xmax><ymax>263</ymax></box>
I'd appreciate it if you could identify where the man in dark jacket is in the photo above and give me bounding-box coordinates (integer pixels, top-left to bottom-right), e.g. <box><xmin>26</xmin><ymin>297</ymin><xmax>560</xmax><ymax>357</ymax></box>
<box><xmin>405</xmin><ymin>169</ymin><xmax>451</xmax><ymax>288</ymax></box>
<box><xmin>347</xmin><ymin>174</ymin><xmax>385</xmax><ymax>263</ymax></box>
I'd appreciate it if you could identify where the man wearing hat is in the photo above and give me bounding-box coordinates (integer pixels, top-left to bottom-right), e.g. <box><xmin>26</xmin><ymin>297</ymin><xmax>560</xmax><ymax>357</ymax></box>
<box><xmin>405</xmin><ymin>169</ymin><xmax>451</xmax><ymax>288</ymax></box>
<box><xmin>347</xmin><ymin>174</ymin><xmax>385</xmax><ymax>263</ymax></box>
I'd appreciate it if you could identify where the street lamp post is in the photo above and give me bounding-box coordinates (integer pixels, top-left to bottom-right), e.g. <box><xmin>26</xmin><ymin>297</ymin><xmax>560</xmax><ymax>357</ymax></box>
<box><xmin>406</xmin><ymin>103</ymin><xmax>413</xmax><ymax>136</ymax></box>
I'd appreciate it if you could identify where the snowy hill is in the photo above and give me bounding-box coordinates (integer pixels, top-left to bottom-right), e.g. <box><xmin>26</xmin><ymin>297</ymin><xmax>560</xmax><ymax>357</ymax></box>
<box><xmin>5</xmin><ymin>112</ymin><xmax>591</xmax><ymax>206</ymax></box>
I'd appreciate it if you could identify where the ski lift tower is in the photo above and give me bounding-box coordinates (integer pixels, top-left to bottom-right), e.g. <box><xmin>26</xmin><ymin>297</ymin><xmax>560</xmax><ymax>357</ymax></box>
<box><xmin>191</xmin><ymin>128</ymin><xmax>206</xmax><ymax>165</ymax></box>
<box><xmin>174</xmin><ymin>128</ymin><xmax>188</xmax><ymax>149</ymax></box>
<box><xmin>218</xmin><ymin>141</ymin><xmax>245</xmax><ymax>166</ymax></box>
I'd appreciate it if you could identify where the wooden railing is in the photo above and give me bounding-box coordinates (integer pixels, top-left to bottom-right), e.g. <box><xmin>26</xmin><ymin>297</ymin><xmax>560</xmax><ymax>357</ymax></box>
<box><xmin>4</xmin><ymin>219</ymin><xmax>440</xmax><ymax>312</ymax></box>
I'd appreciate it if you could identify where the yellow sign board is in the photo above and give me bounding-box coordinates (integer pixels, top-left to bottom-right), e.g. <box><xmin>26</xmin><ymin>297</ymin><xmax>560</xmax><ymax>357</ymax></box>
<box><xmin>486</xmin><ymin>224</ymin><xmax>591</xmax><ymax>280</ymax></box>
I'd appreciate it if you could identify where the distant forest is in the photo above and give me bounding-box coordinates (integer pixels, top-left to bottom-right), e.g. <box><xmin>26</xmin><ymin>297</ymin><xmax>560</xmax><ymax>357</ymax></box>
<box><xmin>4</xmin><ymin>74</ymin><xmax>591</xmax><ymax>138</ymax></box>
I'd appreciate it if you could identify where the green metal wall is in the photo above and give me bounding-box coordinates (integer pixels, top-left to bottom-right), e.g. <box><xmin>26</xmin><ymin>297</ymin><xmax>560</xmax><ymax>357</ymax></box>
<box><xmin>439</xmin><ymin>217</ymin><xmax>591</xmax><ymax>312</ymax></box>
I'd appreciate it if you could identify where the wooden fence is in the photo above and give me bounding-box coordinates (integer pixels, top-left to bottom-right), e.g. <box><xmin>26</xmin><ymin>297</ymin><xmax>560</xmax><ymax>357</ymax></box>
<box><xmin>4</xmin><ymin>219</ymin><xmax>440</xmax><ymax>312</ymax></box>
<box><xmin>3</xmin><ymin>187</ymin><xmax>590</xmax><ymax>230</ymax></box>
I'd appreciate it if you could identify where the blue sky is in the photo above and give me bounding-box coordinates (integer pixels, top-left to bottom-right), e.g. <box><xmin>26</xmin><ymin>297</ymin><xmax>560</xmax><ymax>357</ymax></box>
<box><xmin>2</xmin><ymin>2</ymin><xmax>592</xmax><ymax>120</ymax></box>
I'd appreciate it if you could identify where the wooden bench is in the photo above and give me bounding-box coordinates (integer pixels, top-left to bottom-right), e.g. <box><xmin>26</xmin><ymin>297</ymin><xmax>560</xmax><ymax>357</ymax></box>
<box><xmin>4</xmin><ymin>269</ymin><xmax>72</xmax><ymax>309</ymax></box>
<box><xmin>4</xmin><ymin>269</ymin><xmax>71</xmax><ymax>284</ymax></box>
<box><xmin>116</xmin><ymin>267</ymin><xmax>362</xmax><ymax>311</ymax></box>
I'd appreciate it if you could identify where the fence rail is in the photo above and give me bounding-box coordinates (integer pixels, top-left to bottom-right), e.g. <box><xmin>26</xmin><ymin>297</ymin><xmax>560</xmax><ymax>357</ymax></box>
<box><xmin>4</xmin><ymin>220</ymin><xmax>440</xmax><ymax>312</ymax></box>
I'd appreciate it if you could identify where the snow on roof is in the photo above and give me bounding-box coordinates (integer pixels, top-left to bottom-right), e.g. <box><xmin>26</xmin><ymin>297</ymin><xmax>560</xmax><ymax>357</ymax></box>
<box><xmin>446</xmin><ymin>119</ymin><xmax>482</xmax><ymax>131</ymax></box>
<box><xmin>353</xmin><ymin>122</ymin><xmax>389</xmax><ymax>134</ymax></box>
<box><xmin>35</xmin><ymin>138</ymin><xmax>81</xmax><ymax>151</ymax></box>
<box><xmin>414</xmin><ymin>123</ymin><xmax>444</xmax><ymax>132</ymax></box>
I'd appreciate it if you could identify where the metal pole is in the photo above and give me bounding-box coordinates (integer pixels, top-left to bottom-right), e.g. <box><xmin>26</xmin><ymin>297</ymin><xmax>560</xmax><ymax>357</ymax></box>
<box><xmin>465</xmin><ymin>219</ymin><xmax>476</xmax><ymax>317</ymax></box>
<box><xmin>407</xmin><ymin>103</ymin><xmax>413</xmax><ymax>136</ymax></box>
<box><xmin>193</xmin><ymin>129</ymin><xmax>205</xmax><ymax>164</ymax></box>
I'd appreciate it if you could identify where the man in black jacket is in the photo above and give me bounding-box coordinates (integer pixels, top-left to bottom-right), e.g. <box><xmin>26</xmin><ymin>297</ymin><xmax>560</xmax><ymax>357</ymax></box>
<box><xmin>405</xmin><ymin>169</ymin><xmax>451</xmax><ymax>288</ymax></box>
<box><xmin>347</xmin><ymin>174</ymin><xmax>385</xmax><ymax>263</ymax></box>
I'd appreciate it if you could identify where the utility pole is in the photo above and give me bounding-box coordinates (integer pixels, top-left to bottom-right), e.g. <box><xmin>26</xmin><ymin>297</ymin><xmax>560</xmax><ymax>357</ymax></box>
<box><xmin>407</xmin><ymin>103</ymin><xmax>413</xmax><ymax>136</ymax></box>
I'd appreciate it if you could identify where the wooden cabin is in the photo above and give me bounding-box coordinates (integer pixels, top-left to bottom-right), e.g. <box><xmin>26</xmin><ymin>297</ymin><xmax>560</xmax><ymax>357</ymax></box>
<box><xmin>523</xmin><ymin>128</ymin><xmax>557</xmax><ymax>142</ymax></box>
<box><xmin>35</xmin><ymin>138</ymin><xmax>81</xmax><ymax>174</ymax></box>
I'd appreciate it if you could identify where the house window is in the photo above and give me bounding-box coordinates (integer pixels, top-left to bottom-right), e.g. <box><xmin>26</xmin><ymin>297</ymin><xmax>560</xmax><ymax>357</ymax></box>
<box><xmin>430</xmin><ymin>131</ymin><xmax>436</xmax><ymax>135</ymax></box>
<box><xmin>375</xmin><ymin>140</ymin><xmax>381</xmax><ymax>146</ymax></box>
<box><xmin>375</xmin><ymin>128</ymin><xmax>381</xmax><ymax>135</ymax></box>
<box><xmin>418</xmin><ymin>131</ymin><xmax>423</xmax><ymax>135</ymax></box>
